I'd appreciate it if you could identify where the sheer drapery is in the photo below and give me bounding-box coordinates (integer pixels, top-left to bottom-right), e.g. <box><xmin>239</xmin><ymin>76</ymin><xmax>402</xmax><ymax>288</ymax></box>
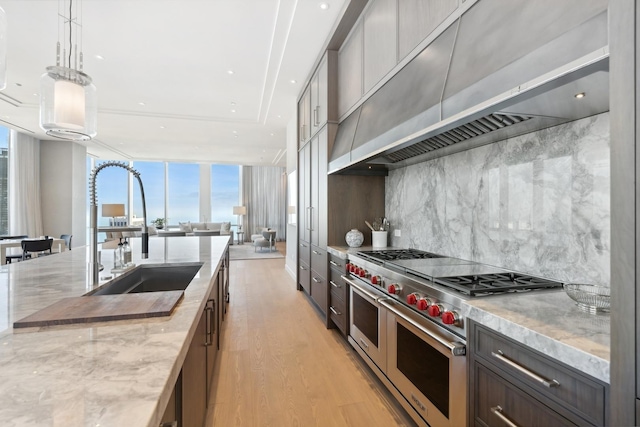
<box><xmin>9</xmin><ymin>130</ymin><xmax>43</xmax><ymax>236</ymax></box>
<box><xmin>242</xmin><ymin>166</ymin><xmax>286</xmax><ymax>241</ymax></box>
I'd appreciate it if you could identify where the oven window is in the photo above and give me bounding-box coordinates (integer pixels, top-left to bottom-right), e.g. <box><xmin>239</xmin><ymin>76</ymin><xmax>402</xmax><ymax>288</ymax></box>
<box><xmin>352</xmin><ymin>292</ymin><xmax>379</xmax><ymax>347</ymax></box>
<box><xmin>397</xmin><ymin>323</ymin><xmax>449</xmax><ymax>418</ymax></box>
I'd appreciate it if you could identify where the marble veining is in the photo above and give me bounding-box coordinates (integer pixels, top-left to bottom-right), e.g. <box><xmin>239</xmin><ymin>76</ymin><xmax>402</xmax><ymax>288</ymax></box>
<box><xmin>0</xmin><ymin>236</ymin><xmax>230</xmax><ymax>427</ymax></box>
<box><xmin>387</xmin><ymin>113</ymin><xmax>610</xmax><ymax>286</ymax></box>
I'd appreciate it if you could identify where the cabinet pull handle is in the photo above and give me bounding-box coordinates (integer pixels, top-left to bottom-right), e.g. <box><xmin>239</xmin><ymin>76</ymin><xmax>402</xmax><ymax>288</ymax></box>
<box><xmin>204</xmin><ymin>301</ymin><xmax>213</xmax><ymax>346</ymax></box>
<box><xmin>159</xmin><ymin>422</ymin><xmax>178</xmax><ymax>427</ymax></box>
<box><xmin>359</xmin><ymin>338</ymin><xmax>369</xmax><ymax>350</ymax></box>
<box><xmin>312</xmin><ymin>250</ymin><xmax>320</xmax><ymax>255</ymax></box>
<box><xmin>212</xmin><ymin>300</ymin><xmax>216</xmax><ymax>336</ymax></box>
<box><xmin>330</xmin><ymin>306</ymin><xmax>341</xmax><ymax>315</ymax></box>
<box><xmin>491</xmin><ymin>350</ymin><xmax>560</xmax><ymax>388</ymax></box>
<box><xmin>312</xmin><ymin>277</ymin><xmax>321</xmax><ymax>283</ymax></box>
<box><xmin>490</xmin><ymin>406</ymin><xmax>520</xmax><ymax>427</ymax></box>
<box><xmin>299</xmin><ymin>265</ymin><xmax>306</xmax><ymax>271</ymax></box>
<box><xmin>314</xmin><ymin>106</ymin><xmax>319</xmax><ymax>126</ymax></box>
<box><xmin>300</xmin><ymin>243</ymin><xmax>307</xmax><ymax>248</ymax></box>
<box><xmin>300</xmin><ymin>125</ymin><xmax>303</xmax><ymax>142</ymax></box>
<box><xmin>330</xmin><ymin>280</ymin><xmax>341</xmax><ymax>288</ymax></box>
<box><xmin>329</xmin><ymin>260</ymin><xmax>341</xmax><ymax>267</ymax></box>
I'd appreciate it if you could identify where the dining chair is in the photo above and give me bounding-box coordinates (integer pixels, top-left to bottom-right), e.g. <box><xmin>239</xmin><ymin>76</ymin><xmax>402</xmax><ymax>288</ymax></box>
<box><xmin>60</xmin><ymin>234</ymin><xmax>72</xmax><ymax>250</ymax></box>
<box><xmin>5</xmin><ymin>235</ymin><xmax>30</xmax><ymax>264</ymax></box>
<box><xmin>21</xmin><ymin>238</ymin><xmax>53</xmax><ymax>261</ymax></box>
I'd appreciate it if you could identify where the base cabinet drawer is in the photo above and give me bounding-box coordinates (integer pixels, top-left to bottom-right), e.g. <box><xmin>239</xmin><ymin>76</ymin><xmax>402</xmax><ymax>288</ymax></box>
<box><xmin>329</xmin><ymin>267</ymin><xmax>348</xmax><ymax>302</ymax></box>
<box><xmin>329</xmin><ymin>294</ymin><xmax>347</xmax><ymax>335</ymax></box>
<box><xmin>298</xmin><ymin>260</ymin><xmax>311</xmax><ymax>294</ymax></box>
<box><xmin>474</xmin><ymin>363</ymin><xmax>577</xmax><ymax>427</ymax></box>
<box><xmin>310</xmin><ymin>270</ymin><xmax>328</xmax><ymax>316</ymax></box>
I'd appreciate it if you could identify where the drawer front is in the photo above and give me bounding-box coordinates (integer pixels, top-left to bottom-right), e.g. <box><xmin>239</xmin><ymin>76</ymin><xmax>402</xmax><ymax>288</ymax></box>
<box><xmin>328</xmin><ymin>254</ymin><xmax>346</xmax><ymax>272</ymax></box>
<box><xmin>329</xmin><ymin>293</ymin><xmax>347</xmax><ymax>335</ymax></box>
<box><xmin>310</xmin><ymin>245</ymin><xmax>327</xmax><ymax>277</ymax></box>
<box><xmin>474</xmin><ymin>324</ymin><xmax>605</xmax><ymax>426</ymax></box>
<box><xmin>298</xmin><ymin>260</ymin><xmax>310</xmax><ymax>294</ymax></box>
<box><xmin>474</xmin><ymin>362</ymin><xmax>576</xmax><ymax>427</ymax></box>
<box><xmin>299</xmin><ymin>240</ymin><xmax>311</xmax><ymax>265</ymax></box>
<box><xmin>329</xmin><ymin>267</ymin><xmax>348</xmax><ymax>303</ymax></box>
<box><xmin>310</xmin><ymin>269</ymin><xmax>327</xmax><ymax>315</ymax></box>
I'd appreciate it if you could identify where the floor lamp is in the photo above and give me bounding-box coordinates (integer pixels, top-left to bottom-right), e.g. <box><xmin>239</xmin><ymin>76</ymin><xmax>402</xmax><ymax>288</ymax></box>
<box><xmin>233</xmin><ymin>206</ymin><xmax>246</xmax><ymax>232</ymax></box>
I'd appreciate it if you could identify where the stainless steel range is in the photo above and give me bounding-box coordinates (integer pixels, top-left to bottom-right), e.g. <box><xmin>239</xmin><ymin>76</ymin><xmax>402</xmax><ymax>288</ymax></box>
<box><xmin>344</xmin><ymin>248</ymin><xmax>563</xmax><ymax>427</ymax></box>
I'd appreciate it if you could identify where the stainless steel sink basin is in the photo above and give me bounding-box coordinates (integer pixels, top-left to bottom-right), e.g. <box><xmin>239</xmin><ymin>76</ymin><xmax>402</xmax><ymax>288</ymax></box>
<box><xmin>87</xmin><ymin>263</ymin><xmax>204</xmax><ymax>296</ymax></box>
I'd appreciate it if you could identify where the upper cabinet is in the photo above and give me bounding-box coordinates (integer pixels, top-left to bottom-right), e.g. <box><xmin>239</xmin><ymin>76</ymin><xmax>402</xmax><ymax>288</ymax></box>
<box><xmin>338</xmin><ymin>21</ymin><xmax>364</xmax><ymax>118</ymax></box>
<box><xmin>363</xmin><ymin>0</ymin><xmax>397</xmax><ymax>93</ymax></box>
<box><xmin>398</xmin><ymin>0</ymin><xmax>458</xmax><ymax>60</ymax></box>
<box><xmin>310</xmin><ymin>51</ymin><xmax>338</xmax><ymax>136</ymax></box>
<box><xmin>298</xmin><ymin>86</ymin><xmax>311</xmax><ymax>148</ymax></box>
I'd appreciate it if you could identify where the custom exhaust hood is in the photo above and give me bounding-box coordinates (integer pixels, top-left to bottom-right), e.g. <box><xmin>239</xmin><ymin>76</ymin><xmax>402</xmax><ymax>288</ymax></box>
<box><xmin>328</xmin><ymin>0</ymin><xmax>609</xmax><ymax>174</ymax></box>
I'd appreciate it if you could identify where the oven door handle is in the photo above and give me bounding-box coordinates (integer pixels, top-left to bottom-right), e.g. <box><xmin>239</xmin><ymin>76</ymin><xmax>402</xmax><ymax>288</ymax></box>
<box><xmin>342</xmin><ymin>275</ymin><xmax>384</xmax><ymax>302</ymax></box>
<box><xmin>379</xmin><ymin>298</ymin><xmax>466</xmax><ymax>356</ymax></box>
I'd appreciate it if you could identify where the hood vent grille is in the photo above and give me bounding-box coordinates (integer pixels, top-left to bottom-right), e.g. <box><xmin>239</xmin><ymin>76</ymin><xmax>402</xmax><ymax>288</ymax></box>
<box><xmin>385</xmin><ymin>113</ymin><xmax>533</xmax><ymax>163</ymax></box>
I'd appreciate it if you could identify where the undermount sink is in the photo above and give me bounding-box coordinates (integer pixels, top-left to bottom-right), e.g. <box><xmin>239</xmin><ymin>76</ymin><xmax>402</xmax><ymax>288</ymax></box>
<box><xmin>87</xmin><ymin>263</ymin><xmax>204</xmax><ymax>296</ymax></box>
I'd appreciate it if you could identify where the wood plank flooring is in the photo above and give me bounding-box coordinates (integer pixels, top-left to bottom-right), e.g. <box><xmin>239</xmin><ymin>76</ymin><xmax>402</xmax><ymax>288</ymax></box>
<box><xmin>206</xmin><ymin>255</ymin><xmax>417</xmax><ymax>427</ymax></box>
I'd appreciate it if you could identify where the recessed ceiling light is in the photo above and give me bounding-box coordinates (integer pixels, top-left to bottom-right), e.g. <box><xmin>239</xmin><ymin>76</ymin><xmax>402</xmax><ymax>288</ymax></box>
<box><xmin>270</xmin><ymin>133</ymin><xmax>274</xmax><ymax>136</ymax></box>
<box><xmin>277</xmin><ymin>115</ymin><xmax>282</xmax><ymax>118</ymax></box>
<box><xmin>227</xmin><ymin>70</ymin><xmax>234</xmax><ymax>75</ymax></box>
<box><xmin>231</xmin><ymin>109</ymin><xmax>236</xmax><ymax>113</ymax></box>
<box><xmin>319</xmin><ymin>2</ymin><xmax>329</xmax><ymax>10</ymax></box>
<box><xmin>574</xmin><ymin>92</ymin><xmax>586</xmax><ymax>99</ymax></box>
<box><xmin>234</xmin><ymin>135</ymin><xmax>238</xmax><ymax>138</ymax></box>
<box><xmin>33</xmin><ymin>93</ymin><xmax>38</xmax><ymax>96</ymax></box>
<box><xmin>138</xmin><ymin>102</ymin><xmax>145</xmax><ymax>106</ymax></box>
<box><xmin>159</xmin><ymin>126</ymin><xmax>165</xmax><ymax>129</ymax></box>
<box><xmin>230</xmin><ymin>102</ymin><xmax>236</xmax><ymax>106</ymax></box>
<box><xmin>232</xmin><ymin>130</ymin><xmax>238</xmax><ymax>134</ymax></box>
<box><xmin>95</xmin><ymin>54</ymin><xmax>104</xmax><ymax>60</ymax></box>
<box><xmin>290</xmin><ymin>79</ymin><xmax>296</xmax><ymax>84</ymax></box>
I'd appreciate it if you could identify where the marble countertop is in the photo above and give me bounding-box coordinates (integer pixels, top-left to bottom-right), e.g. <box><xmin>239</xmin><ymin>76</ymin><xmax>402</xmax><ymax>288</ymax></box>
<box><xmin>327</xmin><ymin>245</ymin><xmax>395</xmax><ymax>259</ymax></box>
<box><xmin>0</xmin><ymin>236</ymin><xmax>230</xmax><ymax>426</ymax></box>
<box><xmin>330</xmin><ymin>245</ymin><xmax>610</xmax><ymax>384</ymax></box>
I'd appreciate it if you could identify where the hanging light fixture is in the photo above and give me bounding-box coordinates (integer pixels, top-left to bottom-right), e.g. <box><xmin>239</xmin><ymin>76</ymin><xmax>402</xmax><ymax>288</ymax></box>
<box><xmin>39</xmin><ymin>0</ymin><xmax>96</xmax><ymax>141</ymax></box>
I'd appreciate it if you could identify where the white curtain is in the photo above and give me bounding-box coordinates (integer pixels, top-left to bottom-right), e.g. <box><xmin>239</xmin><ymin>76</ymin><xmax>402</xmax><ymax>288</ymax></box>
<box><xmin>242</xmin><ymin>166</ymin><xmax>286</xmax><ymax>241</ymax></box>
<box><xmin>9</xmin><ymin>130</ymin><xmax>43</xmax><ymax>237</ymax></box>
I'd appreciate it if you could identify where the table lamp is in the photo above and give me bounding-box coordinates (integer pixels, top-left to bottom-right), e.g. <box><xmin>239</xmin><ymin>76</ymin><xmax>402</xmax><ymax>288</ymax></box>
<box><xmin>102</xmin><ymin>203</ymin><xmax>125</xmax><ymax>226</ymax></box>
<box><xmin>233</xmin><ymin>206</ymin><xmax>246</xmax><ymax>231</ymax></box>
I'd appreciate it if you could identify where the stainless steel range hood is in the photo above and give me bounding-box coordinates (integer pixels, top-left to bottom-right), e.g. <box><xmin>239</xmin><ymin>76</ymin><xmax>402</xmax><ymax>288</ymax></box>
<box><xmin>329</xmin><ymin>0</ymin><xmax>609</xmax><ymax>174</ymax></box>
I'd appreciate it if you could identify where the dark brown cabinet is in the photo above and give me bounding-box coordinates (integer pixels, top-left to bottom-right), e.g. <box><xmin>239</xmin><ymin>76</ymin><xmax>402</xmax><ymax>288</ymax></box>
<box><xmin>182</xmin><ymin>305</ymin><xmax>207</xmax><ymax>427</ymax></box>
<box><xmin>469</xmin><ymin>321</ymin><xmax>609</xmax><ymax>427</ymax></box>
<box><xmin>328</xmin><ymin>254</ymin><xmax>348</xmax><ymax>336</ymax></box>
<box><xmin>206</xmin><ymin>277</ymin><xmax>219</xmax><ymax>404</ymax></box>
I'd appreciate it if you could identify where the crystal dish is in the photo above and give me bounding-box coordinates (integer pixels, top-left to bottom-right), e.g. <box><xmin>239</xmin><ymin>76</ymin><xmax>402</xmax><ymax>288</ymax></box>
<box><xmin>563</xmin><ymin>284</ymin><xmax>610</xmax><ymax>314</ymax></box>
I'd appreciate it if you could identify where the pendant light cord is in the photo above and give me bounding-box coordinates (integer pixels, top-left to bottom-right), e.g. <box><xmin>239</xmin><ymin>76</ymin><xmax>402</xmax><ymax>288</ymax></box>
<box><xmin>68</xmin><ymin>0</ymin><xmax>73</xmax><ymax>67</ymax></box>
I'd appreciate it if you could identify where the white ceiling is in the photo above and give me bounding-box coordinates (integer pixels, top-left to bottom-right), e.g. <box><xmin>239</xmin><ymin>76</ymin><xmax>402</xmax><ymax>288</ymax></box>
<box><xmin>0</xmin><ymin>0</ymin><xmax>347</xmax><ymax>166</ymax></box>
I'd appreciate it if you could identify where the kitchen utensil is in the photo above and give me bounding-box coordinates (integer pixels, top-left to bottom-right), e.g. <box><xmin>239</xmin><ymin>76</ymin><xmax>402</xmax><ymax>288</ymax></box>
<box><xmin>365</xmin><ymin>221</ymin><xmax>375</xmax><ymax>231</ymax></box>
<box><xmin>563</xmin><ymin>284</ymin><xmax>610</xmax><ymax>314</ymax></box>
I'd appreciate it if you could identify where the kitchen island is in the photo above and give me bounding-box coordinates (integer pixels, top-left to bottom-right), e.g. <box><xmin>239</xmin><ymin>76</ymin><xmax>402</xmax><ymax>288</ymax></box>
<box><xmin>0</xmin><ymin>235</ymin><xmax>230</xmax><ymax>426</ymax></box>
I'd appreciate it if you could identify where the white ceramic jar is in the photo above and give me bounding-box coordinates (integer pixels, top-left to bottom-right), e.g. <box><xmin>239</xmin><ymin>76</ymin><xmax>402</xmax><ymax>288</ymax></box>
<box><xmin>345</xmin><ymin>229</ymin><xmax>364</xmax><ymax>247</ymax></box>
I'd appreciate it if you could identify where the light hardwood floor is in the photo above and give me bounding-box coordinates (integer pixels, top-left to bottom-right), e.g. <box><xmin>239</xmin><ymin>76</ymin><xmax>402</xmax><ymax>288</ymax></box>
<box><xmin>206</xmin><ymin>254</ymin><xmax>417</xmax><ymax>427</ymax></box>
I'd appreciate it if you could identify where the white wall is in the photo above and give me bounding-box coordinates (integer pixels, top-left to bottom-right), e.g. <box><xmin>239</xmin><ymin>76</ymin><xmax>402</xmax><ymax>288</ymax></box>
<box><xmin>285</xmin><ymin>110</ymin><xmax>298</xmax><ymax>280</ymax></box>
<box><xmin>40</xmin><ymin>140</ymin><xmax>87</xmax><ymax>248</ymax></box>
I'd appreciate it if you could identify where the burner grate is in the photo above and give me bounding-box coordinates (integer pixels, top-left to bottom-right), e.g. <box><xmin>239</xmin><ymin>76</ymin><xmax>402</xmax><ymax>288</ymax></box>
<box><xmin>356</xmin><ymin>249</ymin><xmax>444</xmax><ymax>262</ymax></box>
<box><xmin>432</xmin><ymin>273</ymin><xmax>563</xmax><ymax>296</ymax></box>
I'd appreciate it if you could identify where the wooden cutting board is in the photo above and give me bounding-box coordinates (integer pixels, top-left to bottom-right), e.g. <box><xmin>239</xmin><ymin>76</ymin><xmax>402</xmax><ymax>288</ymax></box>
<box><xmin>13</xmin><ymin>291</ymin><xmax>184</xmax><ymax>328</ymax></box>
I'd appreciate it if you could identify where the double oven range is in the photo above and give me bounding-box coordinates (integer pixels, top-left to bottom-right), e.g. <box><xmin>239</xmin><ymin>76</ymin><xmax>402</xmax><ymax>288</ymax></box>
<box><xmin>343</xmin><ymin>249</ymin><xmax>563</xmax><ymax>427</ymax></box>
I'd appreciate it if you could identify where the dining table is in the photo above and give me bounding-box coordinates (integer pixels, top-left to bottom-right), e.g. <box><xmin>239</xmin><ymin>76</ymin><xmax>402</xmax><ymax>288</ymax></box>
<box><xmin>0</xmin><ymin>238</ymin><xmax>66</xmax><ymax>265</ymax></box>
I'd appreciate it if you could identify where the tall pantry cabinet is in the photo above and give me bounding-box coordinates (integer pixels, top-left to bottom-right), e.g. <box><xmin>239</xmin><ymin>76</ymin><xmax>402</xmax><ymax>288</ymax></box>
<box><xmin>297</xmin><ymin>50</ymin><xmax>385</xmax><ymax>332</ymax></box>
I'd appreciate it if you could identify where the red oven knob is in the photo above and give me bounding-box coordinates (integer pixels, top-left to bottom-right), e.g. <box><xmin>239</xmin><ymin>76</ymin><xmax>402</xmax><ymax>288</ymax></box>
<box><xmin>442</xmin><ymin>311</ymin><xmax>461</xmax><ymax>326</ymax></box>
<box><xmin>348</xmin><ymin>264</ymin><xmax>354</xmax><ymax>273</ymax></box>
<box><xmin>427</xmin><ymin>304</ymin><xmax>444</xmax><ymax>317</ymax></box>
<box><xmin>371</xmin><ymin>275</ymin><xmax>382</xmax><ymax>285</ymax></box>
<box><xmin>388</xmin><ymin>283</ymin><xmax>402</xmax><ymax>295</ymax></box>
<box><xmin>406</xmin><ymin>293</ymin><xmax>418</xmax><ymax>305</ymax></box>
<box><xmin>416</xmin><ymin>297</ymin><xmax>432</xmax><ymax>311</ymax></box>
<box><xmin>359</xmin><ymin>269</ymin><xmax>368</xmax><ymax>278</ymax></box>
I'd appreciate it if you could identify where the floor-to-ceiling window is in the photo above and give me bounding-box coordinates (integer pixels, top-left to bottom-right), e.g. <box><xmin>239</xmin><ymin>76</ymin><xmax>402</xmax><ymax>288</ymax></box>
<box><xmin>132</xmin><ymin>161</ymin><xmax>165</xmax><ymax>226</ymax></box>
<box><xmin>211</xmin><ymin>164</ymin><xmax>240</xmax><ymax>229</ymax></box>
<box><xmin>0</xmin><ymin>127</ymin><xmax>8</xmax><ymax>234</ymax></box>
<box><xmin>167</xmin><ymin>163</ymin><xmax>199</xmax><ymax>225</ymax></box>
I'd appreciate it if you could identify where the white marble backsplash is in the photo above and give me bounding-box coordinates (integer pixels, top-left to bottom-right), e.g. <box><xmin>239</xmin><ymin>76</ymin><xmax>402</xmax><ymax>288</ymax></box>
<box><xmin>387</xmin><ymin>113</ymin><xmax>610</xmax><ymax>286</ymax></box>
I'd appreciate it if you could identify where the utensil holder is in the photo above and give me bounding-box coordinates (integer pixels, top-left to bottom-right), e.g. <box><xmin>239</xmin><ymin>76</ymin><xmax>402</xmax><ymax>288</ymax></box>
<box><xmin>372</xmin><ymin>231</ymin><xmax>387</xmax><ymax>248</ymax></box>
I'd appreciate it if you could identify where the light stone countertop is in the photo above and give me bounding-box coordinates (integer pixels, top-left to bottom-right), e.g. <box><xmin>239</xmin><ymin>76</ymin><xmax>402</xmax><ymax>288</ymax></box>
<box><xmin>0</xmin><ymin>235</ymin><xmax>230</xmax><ymax>427</ymax></box>
<box><xmin>329</xmin><ymin>245</ymin><xmax>610</xmax><ymax>384</ymax></box>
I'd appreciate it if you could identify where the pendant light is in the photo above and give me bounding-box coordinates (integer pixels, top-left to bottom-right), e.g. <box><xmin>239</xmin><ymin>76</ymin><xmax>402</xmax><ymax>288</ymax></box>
<box><xmin>39</xmin><ymin>0</ymin><xmax>96</xmax><ymax>141</ymax></box>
